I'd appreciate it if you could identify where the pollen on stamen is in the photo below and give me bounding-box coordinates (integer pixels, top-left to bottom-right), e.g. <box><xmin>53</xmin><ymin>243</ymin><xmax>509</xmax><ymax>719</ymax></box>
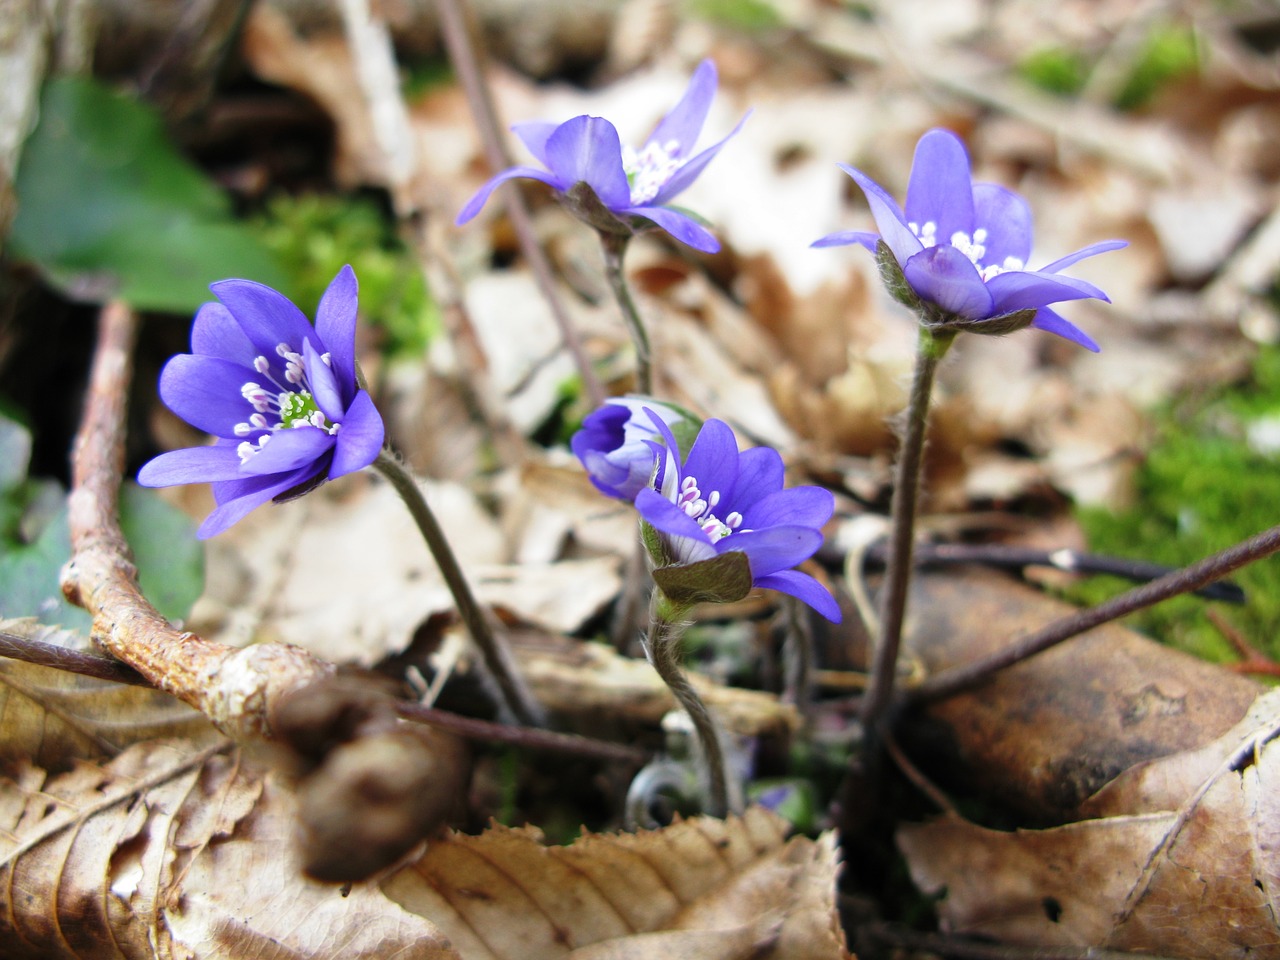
<box><xmin>726</xmin><ymin>512</ymin><xmax>743</xmax><ymax>529</ymax></box>
<box><xmin>253</xmin><ymin>356</ymin><xmax>271</xmax><ymax>374</ymax></box>
<box><xmin>234</xmin><ymin>422</ymin><xmax>252</xmax><ymax>437</ymax></box>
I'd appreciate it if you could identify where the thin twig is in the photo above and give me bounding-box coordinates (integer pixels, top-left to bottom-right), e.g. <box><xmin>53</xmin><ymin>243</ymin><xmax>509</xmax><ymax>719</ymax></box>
<box><xmin>781</xmin><ymin>595</ymin><xmax>815</xmax><ymax>720</ymax></box>
<box><xmin>882</xmin><ymin>728</ymin><xmax>957</xmax><ymax>816</ymax></box>
<box><xmin>396</xmin><ymin>701</ymin><xmax>647</xmax><ymax>764</ymax></box>
<box><xmin>60</xmin><ymin>302</ymin><xmax>334</xmax><ymax>739</ymax></box>
<box><xmin>1206</xmin><ymin>608</ymin><xmax>1280</xmax><ymax>677</ymax></box>
<box><xmin>872</xmin><ymin>541</ymin><xmax>1244</xmax><ymax>603</ymax></box>
<box><xmin>435</xmin><ymin>0</ymin><xmax>604</xmax><ymax>406</ymax></box>
<box><xmin>0</xmin><ymin>631</ymin><xmax>150</xmax><ymax>686</ymax></box>
<box><xmin>908</xmin><ymin>522</ymin><xmax>1280</xmax><ymax>704</ymax></box>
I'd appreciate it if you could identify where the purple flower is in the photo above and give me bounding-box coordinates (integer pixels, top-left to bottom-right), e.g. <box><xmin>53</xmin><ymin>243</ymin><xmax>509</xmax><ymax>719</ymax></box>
<box><xmin>570</xmin><ymin>396</ymin><xmax>695</xmax><ymax>500</ymax></box>
<box><xmin>455</xmin><ymin>60</ymin><xmax>747</xmax><ymax>253</ymax></box>
<box><xmin>137</xmin><ymin>266</ymin><xmax>385</xmax><ymax>538</ymax></box>
<box><xmin>813</xmin><ymin>128</ymin><xmax>1126</xmax><ymax>351</ymax></box>
<box><xmin>636</xmin><ymin>412</ymin><xmax>841</xmax><ymax>622</ymax></box>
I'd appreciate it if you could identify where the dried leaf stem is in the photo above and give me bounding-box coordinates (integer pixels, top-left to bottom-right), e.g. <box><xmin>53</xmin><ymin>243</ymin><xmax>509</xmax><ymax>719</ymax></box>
<box><xmin>0</xmin><ymin>631</ymin><xmax>150</xmax><ymax>686</ymax></box>
<box><xmin>908</xmin><ymin>522</ymin><xmax>1280</xmax><ymax>705</ymax></box>
<box><xmin>646</xmin><ymin>593</ymin><xmax>736</xmax><ymax>817</ymax></box>
<box><xmin>435</xmin><ymin>0</ymin><xmax>604</xmax><ymax>406</ymax></box>
<box><xmin>372</xmin><ymin>449</ymin><xmax>543</xmax><ymax>727</ymax></box>
<box><xmin>60</xmin><ymin>301</ymin><xmax>334</xmax><ymax>740</ymax></box>
<box><xmin>396</xmin><ymin>701</ymin><xmax>647</xmax><ymax>764</ymax></box>
<box><xmin>600</xmin><ymin>231</ymin><xmax>653</xmax><ymax>395</ymax></box>
<box><xmin>860</xmin><ymin>328</ymin><xmax>953</xmax><ymax>732</ymax></box>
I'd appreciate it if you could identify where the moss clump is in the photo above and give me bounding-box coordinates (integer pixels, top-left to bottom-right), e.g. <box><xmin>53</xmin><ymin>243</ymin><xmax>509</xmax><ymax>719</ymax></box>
<box><xmin>1113</xmin><ymin>23</ymin><xmax>1200</xmax><ymax>111</ymax></box>
<box><xmin>1018</xmin><ymin>23</ymin><xmax>1199</xmax><ymax>110</ymax></box>
<box><xmin>253</xmin><ymin>193</ymin><xmax>438</xmax><ymax>360</ymax></box>
<box><xmin>1072</xmin><ymin>346</ymin><xmax>1280</xmax><ymax>664</ymax></box>
<box><xmin>1019</xmin><ymin>47</ymin><xmax>1089</xmax><ymax>97</ymax></box>
<box><xmin>685</xmin><ymin>0</ymin><xmax>781</xmax><ymax>32</ymax></box>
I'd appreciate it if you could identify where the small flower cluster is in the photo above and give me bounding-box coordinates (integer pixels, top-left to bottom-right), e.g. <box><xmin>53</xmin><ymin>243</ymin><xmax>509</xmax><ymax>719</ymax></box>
<box><xmin>573</xmin><ymin>398</ymin><xmax>842</xmax><ymax>623</ymax></box>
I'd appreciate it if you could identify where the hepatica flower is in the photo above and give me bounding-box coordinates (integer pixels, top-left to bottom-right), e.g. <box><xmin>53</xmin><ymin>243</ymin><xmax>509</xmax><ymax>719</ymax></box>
<box><xmin>138</xmin><ymin>266</ymin><xmax>385</xmax><ymax>538</ymax></box>
<box><xmin>813</xmin><ymin>128</ymin><xmax>1126</xmax><ymax>351</ymax></box>
<box><xmin>456</xmin><ymin>60</ymin><xmax>747</xmax><ymax>253</ymax></box>
<box><xmin>636</xmin><ymin>412</ymin><xmax>841</xmax><ymax>622</ymax></box>
<box><xmin>571</xmin><ymin>395</ymin><xmax>697</xmax><ymax>500</ymax></box>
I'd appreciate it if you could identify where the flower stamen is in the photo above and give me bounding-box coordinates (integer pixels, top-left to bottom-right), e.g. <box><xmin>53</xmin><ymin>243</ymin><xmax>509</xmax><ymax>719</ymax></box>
<box><xmin>234</xmin><ymin>340</ymin><xmax>338</xmax><ymax>464</ymax></box>
<box><xmin>675</xmin><ymin>472</ymin><xmax>737</xmax><ymax>542</ymax></box>
<box><xmin>622</xmin><ymin>138</ymin><xmax>685</xmax><ymax>205</ymax></box>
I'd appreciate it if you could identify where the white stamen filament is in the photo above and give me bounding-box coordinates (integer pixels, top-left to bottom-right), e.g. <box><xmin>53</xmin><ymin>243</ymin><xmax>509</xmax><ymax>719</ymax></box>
<box><xmin>622</xmin><ymin>138</ymin><xmax>685</xmax><ymax>205</ymax></box>
<box><xmin>234</xmin><ymin>338</ymin><xmax>340</xmax><ymax>465</ymax></box>
<box><xmin>673</xmin><ymin>472</ymin><xmax>737</xmax><ymax>543</ymax></box>
<box><xmin>911</xmin><ymin>220</ymin><xmax>1026</xmax><ymax>281</ymax></box>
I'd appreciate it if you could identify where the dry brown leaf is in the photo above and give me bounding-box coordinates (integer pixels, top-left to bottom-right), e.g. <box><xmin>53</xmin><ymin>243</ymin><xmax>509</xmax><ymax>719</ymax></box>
<box><xmin>0</xmin><ymin>620</ymin><xmax>219</xmax><ymax>770</ymax></box>
<box><xmin>2</xmin><ymin>741</ymin><xmax>843</xmax><ymax>960</ymax></box>
<box><xmin>382</xmin><ymin>807</ymin><xmax>849</xmax><ymax>960</ymax></box>
<box><xmin>900</xmin><ymin>570</ymin><xmax>1261</xmax><ymax>819</ymax></box>
<box><xmin>894</xmin><ymin>570</ymin><xmax>1280</xmax><ymax>956</ymax></box>
<box><xmin>516</xmin><ymin>636</ymin><xmax>799</xmax><ymax>738</ymax></box>
<box><xmin>196</xmin><ymin>474</ymin><xmax>616</xmax><ymax>665</ymax></box>
<box><xmin>900</xmin><ymin>681</ymin><xmax>1280</xmax><ymax>957</ymax></box>
<box><xmin>0</xmin><ymin>739</ymin><xmax>461</xmax><ymax>960</ymax></box>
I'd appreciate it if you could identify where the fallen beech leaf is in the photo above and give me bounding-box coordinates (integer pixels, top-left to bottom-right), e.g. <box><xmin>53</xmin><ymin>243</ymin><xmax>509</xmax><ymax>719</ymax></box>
<box><xmin>2</xmin><ymin>741</ymin><xmax>844</xmax><ymax>960</ymax></box>
<box><xmin>0</xmin><ymin>739</ymin><xmax>460</xmax><ymax>960</ymax></box>
<box><xmin>0</xmin><ymin>619</ymin><xmax>219</xmax><ymax>769</ymax></box>
<box><xmin>382</xmin><ymin>807</ymin><xmax>849</xmax><ymax>960</ymax></box>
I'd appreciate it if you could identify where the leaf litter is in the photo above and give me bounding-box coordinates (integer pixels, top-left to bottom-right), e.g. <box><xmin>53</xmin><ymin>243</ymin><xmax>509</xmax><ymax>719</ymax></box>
<box><xmin>0</xmin><ymin>740</ymin><xmax>844</xmax><ymax>960</ymax></box>
<box><xmin>7</xmin><ymin>0</ymin><xmax>1280</xmax><ymax>956</ymax></box>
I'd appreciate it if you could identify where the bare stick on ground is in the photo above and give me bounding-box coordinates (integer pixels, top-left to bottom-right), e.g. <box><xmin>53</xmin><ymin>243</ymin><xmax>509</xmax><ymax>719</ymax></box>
<box><xmin>908</xmin><ymin>522</ymin><xmax>1280</xmax><ymax>705</ymax></box>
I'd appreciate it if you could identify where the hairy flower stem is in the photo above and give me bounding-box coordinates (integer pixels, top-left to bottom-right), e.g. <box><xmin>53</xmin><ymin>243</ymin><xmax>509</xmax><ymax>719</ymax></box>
<box><xmin>646</xmin><ymin>591</ymin><xmax>735</xmax><ymax>817</ymax></box>
<box><xmin>860</xmin><ymin>328</ymin><xmax>955</xmax><ymax>734</ymax></box>
<box><xmin>374</xmin><ymin>450</ymin><xmax>543</xmax><ymax>727</ymax></box>
<box><xmin>599</xmin><ymin>232</ymin><xmax>653</xmax><ymax>395</ymax></box>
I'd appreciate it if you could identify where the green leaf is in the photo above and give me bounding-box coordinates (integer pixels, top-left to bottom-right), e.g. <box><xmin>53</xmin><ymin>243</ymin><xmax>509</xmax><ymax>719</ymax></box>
<box><xmin>10</xmin><ymin>75</ymin><xmax>288</xmax><ymax>312</ymax></box>
<box><xmin>119</xmin><ymin>483</ymin><xmax>204</xmax><ymax>623</ymax></box>
<box><xmin>652</xmin><ymin>550</ymin><xmax>753</xmax><ymax>607</ymax></box>
<box><xmin>0</xmin><ymin>505</ymin><xmax>90</xmax><ymax>630</ymax></box>
<box><xmin>0</xmin><ymin>484</ymin><xmax>204</xmax><ymax>629</ymax></box>
<box><xmin>0</xmin><ymin>413</ymin><xmax>33</xmax><ymax>496</ymax></box>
